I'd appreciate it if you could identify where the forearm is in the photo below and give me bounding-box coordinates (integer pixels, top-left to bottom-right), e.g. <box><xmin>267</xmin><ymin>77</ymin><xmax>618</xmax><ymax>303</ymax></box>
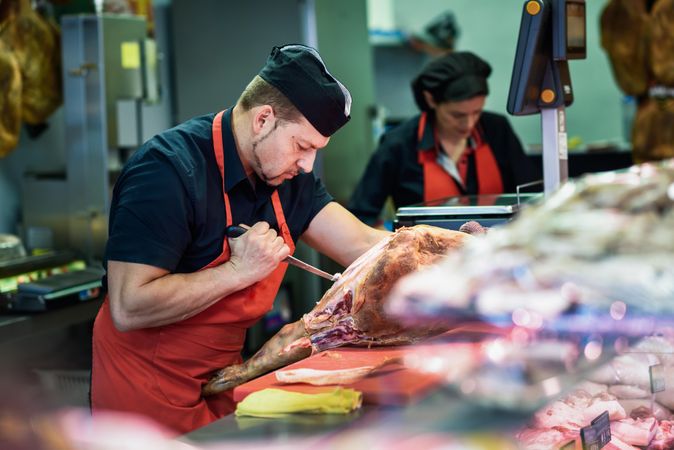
<box><xmin>303</xmin><ymin>203</ymin><xmax>391</xmax><ymax>268</ymax></box>
<box><xmin>339</xmin><ymin>226</ymin><xmax>390</xmax><ymax>266</ymax></box>
<box><xmin>109</xmin><ymin>261</ymin><xmax>248</xmax><ymax>331</ymax></box>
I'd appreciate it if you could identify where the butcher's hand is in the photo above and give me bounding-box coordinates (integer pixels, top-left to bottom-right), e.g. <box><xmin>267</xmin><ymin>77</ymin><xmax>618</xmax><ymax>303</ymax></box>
<box><xmin>227</xmin><ymin>221</ymin><xmax>290</xmax><ymax>287</ymax></box>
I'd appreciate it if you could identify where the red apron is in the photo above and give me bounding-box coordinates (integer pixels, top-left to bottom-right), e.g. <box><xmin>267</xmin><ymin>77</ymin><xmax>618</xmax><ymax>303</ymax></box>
<box><xmin>416</xmin><ymin>112</ymin><xmax>504</xmax><ymax>202</ymax></box>
<box><xmin>91</xmin><ymin>110</ymin><xmax>295</xmax><ymax>434</ymax></box>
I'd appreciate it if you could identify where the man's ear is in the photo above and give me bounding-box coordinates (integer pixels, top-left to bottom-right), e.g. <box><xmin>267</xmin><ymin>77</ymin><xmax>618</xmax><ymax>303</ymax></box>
<box><xmin>252</xmin><ymin>105</ymin><xmax>275</xmax><ymax>134</ymax></box>
<box><xmin>422</xmin><ymin>90</ymin><xmax>437</xmax><ymax>109</ymax></box>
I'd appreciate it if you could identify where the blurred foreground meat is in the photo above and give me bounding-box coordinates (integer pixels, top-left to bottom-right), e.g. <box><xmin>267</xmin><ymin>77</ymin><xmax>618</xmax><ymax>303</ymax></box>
<box><xmin>387</xmin><ymin>159</ymin><xmax>674</xmax><ymax>322</ymax></box>
<box><xmin>203</xmin><ymin>225</ymin><xmax>471</xmax><ymax>396</ymax></box>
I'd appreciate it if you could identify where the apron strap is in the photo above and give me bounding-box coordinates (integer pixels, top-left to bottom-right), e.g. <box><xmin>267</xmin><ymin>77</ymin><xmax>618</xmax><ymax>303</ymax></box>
<box><xmin>471</xmin><ymin>125</ymin><xmax>504</xmax><ymax>194</ymax></box>
<box><xmin>270</xmin><ymin>190</ymin><xmax>295</xmax><ymax>254</ymax></box>
<box><xmin>212</xmin><ymin>110</ymin><xmax>233</xmax><ymax>227</ymax></box>
<box><xmin>208</xmin><ymin>111</ymin><xmax>296</xmax><ymax>266</ymax></box>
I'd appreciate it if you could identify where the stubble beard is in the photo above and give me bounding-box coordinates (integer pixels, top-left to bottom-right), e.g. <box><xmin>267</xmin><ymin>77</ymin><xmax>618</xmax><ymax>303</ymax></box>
<box><xmin>251</xmin><ymin>120</ymin><xmax>281</xmax><ymax>185</ymax></box>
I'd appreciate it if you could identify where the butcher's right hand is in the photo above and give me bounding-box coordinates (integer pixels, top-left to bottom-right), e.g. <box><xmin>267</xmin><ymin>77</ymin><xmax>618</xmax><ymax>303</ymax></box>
<box><xmin>226</xmin><ymin>222</ymin><xmax>290</xmax><ymax>286</ymax></box>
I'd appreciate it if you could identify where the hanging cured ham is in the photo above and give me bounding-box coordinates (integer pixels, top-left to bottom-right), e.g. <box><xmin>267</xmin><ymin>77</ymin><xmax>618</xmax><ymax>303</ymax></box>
<box><xmin>600</xmin><ymin>0</ymin><xmax>650</xmax><ymax>96</ymax></box>
<box><xmin>2</xmin><ymin>0</ymin><xmax>62</xmax><ymax>126</ymax></box>
<box><xmin>0</xmin><ymin>39</ymin><xmax>21</xmax><ymax>157</ymax></box>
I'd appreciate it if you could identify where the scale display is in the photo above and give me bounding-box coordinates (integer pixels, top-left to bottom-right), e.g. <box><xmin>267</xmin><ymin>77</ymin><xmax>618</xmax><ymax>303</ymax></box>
<box><xmin>507</xmin><ymin>0</ymin><xmax>586</xmax><ymax>116</ymax></box>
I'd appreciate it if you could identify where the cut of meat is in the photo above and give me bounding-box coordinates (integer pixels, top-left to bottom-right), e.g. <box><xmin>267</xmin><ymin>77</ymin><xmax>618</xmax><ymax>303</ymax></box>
<box><xmin>533</xmin><ymin>400</ymin><xmax>584</xmax><ymax>430</ymax></box>
<box><xmin>580</xmin><ymin>392</ymin><xmax>627</xmax><ymax>423</ymax></box>
<box><xmin>605</xmin><ymin>435</ymin><xmax>640</xmax><ymax>450</ymax></box>
<box><xmin>275</xmin><ymin>366</ymin><xmax>376</xmax><ymax>386</ymax></box>
<box><xmin>608</xmin><ymin>384</ymin><xmax>650</xmax><ymax>400</ymax></box>
<box><xmin>516</xmin><ymin>427</ymin><xmax>579</xmax><ymax>450</ymax></box>
<box><xmin>575</xmin><ymin>381</ymin><xmax>609</xmax><ymax>396</ymax></box>
<box><xmin>648</xmin><ymin>420</ymin><xmax>674</xmax><ymax>449</ymax></box>
<box><xmin>610</xmin><ymin>417</ymin><xmax>658</xmax><ymax>446</ymax></box>
<box><xmin>621</xmin><ymin>400</ymin><xmax>673</xmax><ymax>421</ymax></box>
<box><xmin>203</xmin><ymin>226</ymin><xmax>472</xmax><ymax>395</ymax></box>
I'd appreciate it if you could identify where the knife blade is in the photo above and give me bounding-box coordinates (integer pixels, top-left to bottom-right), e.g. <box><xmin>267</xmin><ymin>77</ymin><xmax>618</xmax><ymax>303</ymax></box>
<box><xmin>225</xmin><ymin>225</ymin><xmax>341</xmax><ymax>282</ymax></box>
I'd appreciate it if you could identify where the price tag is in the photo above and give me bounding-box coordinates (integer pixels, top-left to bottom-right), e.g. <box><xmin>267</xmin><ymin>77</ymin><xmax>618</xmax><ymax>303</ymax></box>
<box><xmin>650</xmin><ymin>364</ymin><xmax>666</xmax><ymax>393</ymax></box>
<box><xmin>580</xmin><ymin>410</ymin><xmax>611</xmax><ymax>450</ymax></box>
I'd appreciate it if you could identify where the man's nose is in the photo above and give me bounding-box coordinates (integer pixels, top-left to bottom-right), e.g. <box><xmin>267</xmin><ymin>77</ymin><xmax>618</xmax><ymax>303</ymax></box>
<box><xmin>297</xmin><ymin>150</ymin><xmax>316</xmax><ymax>173</ymax></box>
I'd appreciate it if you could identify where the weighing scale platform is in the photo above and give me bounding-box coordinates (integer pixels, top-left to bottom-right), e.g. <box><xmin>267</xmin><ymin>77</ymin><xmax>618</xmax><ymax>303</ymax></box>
<box><xmin>395</xmin><ymin>193</ymin><xmax>542</xmax><ymax>230</ymax></box>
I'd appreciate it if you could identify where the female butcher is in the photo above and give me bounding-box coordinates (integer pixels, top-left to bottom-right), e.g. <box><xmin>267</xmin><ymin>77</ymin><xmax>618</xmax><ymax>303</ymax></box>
<box><xmin>91</xmin><ymin>45</ymin><xmax>389</xmax><ymax>434</ymax></box>
<box><xmin>348</xmin><ymin>51</ymin><xmax>540</xmax><ymax>226</ymax></box>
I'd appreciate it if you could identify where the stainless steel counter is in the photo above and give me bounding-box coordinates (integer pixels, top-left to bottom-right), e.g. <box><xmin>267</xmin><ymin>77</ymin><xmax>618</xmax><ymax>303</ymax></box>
<box><xmin>180</xmin><ymin>387</ymin><xmax>531</xmax><ymax>447</ymax></box>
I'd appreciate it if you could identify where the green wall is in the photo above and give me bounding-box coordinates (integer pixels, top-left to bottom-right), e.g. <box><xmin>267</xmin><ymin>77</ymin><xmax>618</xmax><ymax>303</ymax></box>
<box><xmin>315</xmin><ymin>0</ymin><xmax>377</xmax><ymax>204</ymax></box>
<box><xmin>391</xmin><ymin>0</ymin><xmax>626</xmax><ymax>150</ymax></box>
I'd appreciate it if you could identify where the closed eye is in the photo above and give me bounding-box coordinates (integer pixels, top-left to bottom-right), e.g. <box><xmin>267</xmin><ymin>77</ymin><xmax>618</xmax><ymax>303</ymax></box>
<box><xmin>296</xmin><ymin>141</ymin><xmax>314</xmax><ymax>152</ymax></box>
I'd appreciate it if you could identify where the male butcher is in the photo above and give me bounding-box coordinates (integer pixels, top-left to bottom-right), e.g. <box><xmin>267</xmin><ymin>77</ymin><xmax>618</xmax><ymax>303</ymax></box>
<box><xmin>91</xmin><ymin>44</ymin><xmax>388</xmax><ymax>434</ymax></box>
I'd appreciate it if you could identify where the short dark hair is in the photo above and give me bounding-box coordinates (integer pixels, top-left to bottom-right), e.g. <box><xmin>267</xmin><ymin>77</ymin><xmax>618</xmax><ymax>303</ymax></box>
<box><xmin>237</xmin><ymin>75</ymin><xmax>303</xmax><ymax>123</ymax></box>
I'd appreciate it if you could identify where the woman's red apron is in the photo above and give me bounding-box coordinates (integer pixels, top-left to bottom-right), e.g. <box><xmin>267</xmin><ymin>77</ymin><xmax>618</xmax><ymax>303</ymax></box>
<box><xmin>91</xmin><ymin>110</ymin><xmax>295</xmax><ymax>434</ymax></box>
<box><xmin>416</xmin><ymin>112</ymin><xmax>504</xmax><ymax>202</ymax></box>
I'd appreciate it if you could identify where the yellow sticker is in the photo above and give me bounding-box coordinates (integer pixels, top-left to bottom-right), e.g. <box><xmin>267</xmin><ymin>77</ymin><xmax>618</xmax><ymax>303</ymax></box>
<box><xmin>121</xmin><ymin>41</ymin><xmax>141</xmax><ymax>69</ymax></box>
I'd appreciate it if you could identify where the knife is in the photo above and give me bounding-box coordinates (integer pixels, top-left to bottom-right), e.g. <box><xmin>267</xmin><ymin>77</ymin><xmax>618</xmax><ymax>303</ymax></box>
<box><xmin>225</xmin><ymin>225</ymin><xmax>341</xmax><ymax>282</ymax></box>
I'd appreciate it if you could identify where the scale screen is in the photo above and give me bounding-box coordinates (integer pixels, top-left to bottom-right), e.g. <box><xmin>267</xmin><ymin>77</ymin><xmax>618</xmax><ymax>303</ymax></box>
<box><xmin>564</xmin><ymin>1</ymin><xmax>586</xmax><ymax>59</ymax></box>
<box><xmin>0</xmin><ymin>260</ymin><xmax>86</xmax><ymax>294</ymax></box>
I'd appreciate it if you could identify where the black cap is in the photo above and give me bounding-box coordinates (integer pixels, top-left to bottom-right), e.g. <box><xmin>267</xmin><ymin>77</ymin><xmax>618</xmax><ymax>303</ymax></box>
<box><xmin>258</xmin><ymin>44</ymin><xmax>352</xmax><ymax>137</ymax></box>
<box><xmin>412</xmin><ymin>51</ymin><xmax>492</xmax><ymax>111</ymax></box>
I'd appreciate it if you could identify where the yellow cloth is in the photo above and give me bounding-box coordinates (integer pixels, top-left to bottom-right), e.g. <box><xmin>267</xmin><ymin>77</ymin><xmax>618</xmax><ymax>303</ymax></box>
<box><xmin>235</xmin><ymin>388</ymin><xmax>362</xmax><ymax>418</ymax></box>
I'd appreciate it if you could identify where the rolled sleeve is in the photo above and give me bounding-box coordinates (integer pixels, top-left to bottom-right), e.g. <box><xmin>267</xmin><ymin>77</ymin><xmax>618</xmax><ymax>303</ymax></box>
<box><xmin>105</xmin><ymin>150</ymin><xmax>193</xmax><ymax>272</ymax></box>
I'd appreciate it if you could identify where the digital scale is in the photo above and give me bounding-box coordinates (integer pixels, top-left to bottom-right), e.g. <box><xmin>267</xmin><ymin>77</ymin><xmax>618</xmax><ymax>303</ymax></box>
<box><xmin>0</xmin><ymin>251</ymin><xmax>102</xmax><ymax>312</ymax></box>
<box><xmin>395</xmin><ymin>193</ymin><xmax>542</xmax><ymax>230</ymax></box>
<box><xmin>395</xmin><ymin>0</ymin><xmax>585</xmax><ymax>230</ymax></box>
<box><xmin>507</xmin><ymin>0</ymin><xmax>587</xmax><ymax>195</ymax></box>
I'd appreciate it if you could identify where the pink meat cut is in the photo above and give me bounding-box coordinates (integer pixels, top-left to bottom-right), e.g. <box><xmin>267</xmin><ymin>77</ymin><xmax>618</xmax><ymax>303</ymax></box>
<box><xmin>202</xmin><ymin>225</ymin><xmax>471</xmax><ymax>395</ymax></box>
<box><xmin>611</xmin><ymin>417</ymin><xmax>657</xmax><ymax>447</ymax></box>
<box><xmin>648</xmin><ymin>420</ymin><xmax>674</xmax><ymax>450</ymax></box>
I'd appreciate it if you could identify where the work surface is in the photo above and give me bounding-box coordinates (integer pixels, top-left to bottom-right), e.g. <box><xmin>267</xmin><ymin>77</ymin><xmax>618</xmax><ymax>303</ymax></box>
<box><xmin>183</xmin><ymin>337</ymin><xmax>527</xmax><ymax>447</ymax></box>
<box><xmin>182</xmin><ymin>387</ymin><xmax>529</xmax><ymax>447</ymax></box>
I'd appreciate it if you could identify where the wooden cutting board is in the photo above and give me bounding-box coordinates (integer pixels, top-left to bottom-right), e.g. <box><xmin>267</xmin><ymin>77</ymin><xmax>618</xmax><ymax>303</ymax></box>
<box><xmin>233</xmin><ymin>341</ymin><xmax>481</xmax><ymax>406</ymax></box>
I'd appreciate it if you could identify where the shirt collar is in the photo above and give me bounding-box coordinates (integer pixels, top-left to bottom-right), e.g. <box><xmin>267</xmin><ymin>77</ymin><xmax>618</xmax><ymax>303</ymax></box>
<box><xmin>416</xmin><ymin>113</ymin><xmax>436</xmax><ymax>151</ymax></box>
<box><xmin>221</xmin><ymin>108</ymin><xmax>249</xmax><ymax>192</ymax></box>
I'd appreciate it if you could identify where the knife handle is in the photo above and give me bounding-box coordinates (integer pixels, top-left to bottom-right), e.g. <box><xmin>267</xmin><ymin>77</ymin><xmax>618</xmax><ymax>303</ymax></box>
<box><xmin>225</xmin><ymin>225</ymin><xmax>250</xmax><ymax>238</ymax></box>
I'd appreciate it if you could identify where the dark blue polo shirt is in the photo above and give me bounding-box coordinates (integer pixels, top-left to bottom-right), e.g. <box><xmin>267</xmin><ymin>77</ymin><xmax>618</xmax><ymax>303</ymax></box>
<box><xmin>103</xmin><ymin>108</ymin><xmax>333</xmax><ymax>288</ymax></box>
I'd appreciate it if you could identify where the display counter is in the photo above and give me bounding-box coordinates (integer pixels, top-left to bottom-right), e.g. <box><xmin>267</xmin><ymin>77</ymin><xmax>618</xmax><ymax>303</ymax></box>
<box><xmin>0</xmin><ymin>297</ymin><xmax>102</xmax><ymax>399</ymax></box>
<box><xmin>0</xmin><ymin>297</ymin><xmax>103</xmax><ymax>344</ymax></box>
<box><xmin>527</xmin><ymin>147</ymin><xmax>633</xmax><ymax>178</ymax></box>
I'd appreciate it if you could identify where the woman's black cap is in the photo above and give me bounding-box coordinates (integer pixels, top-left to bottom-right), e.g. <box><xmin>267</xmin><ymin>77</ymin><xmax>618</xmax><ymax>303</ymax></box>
<box><xmin>412</xmin><ymin>51</ymin><xmax>492</xmax><ymax>111</ymax></box>
<box><xmin>258</xmin><ymin>44</ymin><xmax>352</xmax><ymax>137</ymax></box>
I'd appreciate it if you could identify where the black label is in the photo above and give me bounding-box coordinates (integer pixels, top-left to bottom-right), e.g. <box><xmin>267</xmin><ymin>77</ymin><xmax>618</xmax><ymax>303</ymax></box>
<box><xmin>650</xmin><ymin>364</ymin><xmax>666</xmax><ymax>393</ymax></box>
<box><xmin>580</xmin><ymin>410</ymin><xmax>611</xmax><ymax>450</ymax></box>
